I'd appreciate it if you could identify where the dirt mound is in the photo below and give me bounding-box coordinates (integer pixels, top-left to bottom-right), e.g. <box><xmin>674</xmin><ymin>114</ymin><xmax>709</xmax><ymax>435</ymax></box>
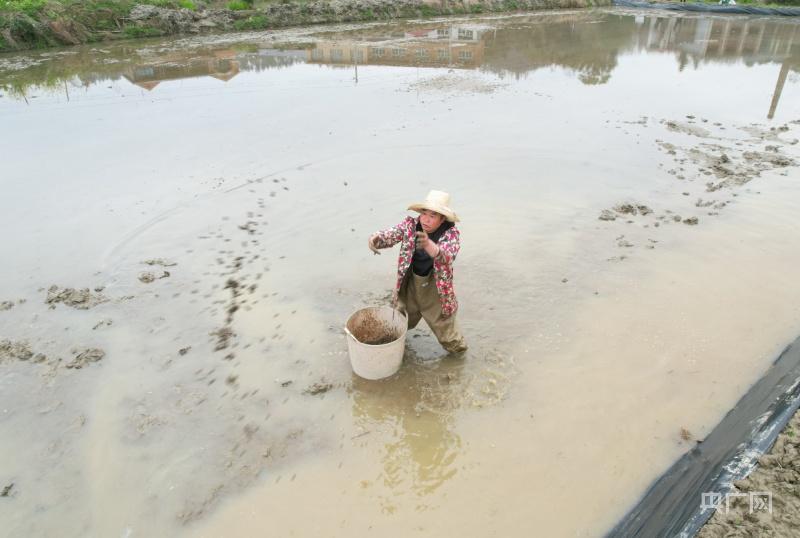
<box><xmin>0</xmin><ymin>339</ymin><xmax>46</xmax><ymax>363</ymax></box>
<box><xmin>45</xmin><ymin>285</ymin><xmax>107</xmax><ymax>310</ymax></box>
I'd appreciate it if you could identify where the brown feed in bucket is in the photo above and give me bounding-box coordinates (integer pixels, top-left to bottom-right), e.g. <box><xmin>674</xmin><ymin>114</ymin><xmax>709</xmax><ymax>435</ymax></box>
<box><xmin>350</xmin><ymin>310</ymin><xmax>401</xmax><ymax>346</ymax></box>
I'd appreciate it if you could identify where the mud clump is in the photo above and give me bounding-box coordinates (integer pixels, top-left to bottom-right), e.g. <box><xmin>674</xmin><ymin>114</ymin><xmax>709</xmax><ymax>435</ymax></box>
<box><xmin>683</xmin><ymin>217</ymin><xmax>699</xmax><ymax>225</ymax></box>
<box><xmin>138</xmin><ymin>270</ymin><xmax>170</xmax><ymax>283</ymax></box>
<box><xmin>304</xmin><ymin>381</ymin><xmax>333</xmax><ymax>395</ymax></box>
<box><xmin>46</xmin><ymin>285</ymin><xmax>107</xmax><ymax>310</ymax></box>
<box><xmin>1</xmin><ymin>482</ymin><xmax>14</xmax><ymax>497</ymax></box>
<box><xmin>614</xmin><ymin>203</ymin><xmax>638</xmax><ymax>215</ymax></box>
<box><xmin>0</xmin><ymin>300</ymin><xmax>14</xmax><ymax>311</ymax></box>
<box><xmin>598</xmin><ymin>209</ymin><xmax>616</xmax><ymax>221</ymax></box>
<box><xmin>664</xmin><ymin>120</ymin><xmax>711</xmax><ymax>138</ymax></box>
<box><xmin>611</xmin><ymin>203</ymin><xmax>653</xmax><ymax>216</ymax></box>
<box><xmin>142</xmin><ymin>258</ymin><xmax>176</xmax><ymax>267</ymax></box>
<box><xmin>598</xmin><ymin>203</ymin><xmax>654</xmax><ymax>222</ymax></box>
<box><xmin>66</xmin><ymin>348</ymin><xmax>105</xmax><ymax>369</ymax></box>
<box><xmin>742</xmin><ymin>150</ymin><xmax>794</xmax><ymax>168</ymax></box>
<box><xmin>0</xmin><ymin>339</ymin><xmax>46</xmax><ymax>363</ymax></box>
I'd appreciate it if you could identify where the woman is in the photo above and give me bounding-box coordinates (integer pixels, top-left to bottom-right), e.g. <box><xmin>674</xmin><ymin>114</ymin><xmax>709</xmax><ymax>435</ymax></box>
<box><xmin>368</xmin><ymin>190</ymin><xmax>467</xmax><ymax>354</ymax></box>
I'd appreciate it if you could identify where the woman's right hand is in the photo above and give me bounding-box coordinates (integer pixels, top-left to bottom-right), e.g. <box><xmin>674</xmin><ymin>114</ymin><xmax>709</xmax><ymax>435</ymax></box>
<box><xmin>368</xmin><ymin>235</ymin><xmax>381</xmax><ymax>255</ymax></box>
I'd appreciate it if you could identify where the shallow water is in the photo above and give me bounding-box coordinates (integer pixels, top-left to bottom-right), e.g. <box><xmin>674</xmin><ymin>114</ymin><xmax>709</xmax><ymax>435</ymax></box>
<box><xmin>1</xmin><ymin>7</ymin><xmax>800</xmax><ymax>538</ymax></box>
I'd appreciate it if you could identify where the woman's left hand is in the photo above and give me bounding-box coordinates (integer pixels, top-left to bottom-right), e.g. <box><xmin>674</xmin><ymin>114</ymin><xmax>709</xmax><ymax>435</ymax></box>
<box><xmin>415</xmin><ymin>231</ymin><xmax>430</xmax><ymax>250</ymax></box>
<box><xmin>416</xmin><ymin>231</ymin><xmax>440</xmax><ymax>258</ymax></box>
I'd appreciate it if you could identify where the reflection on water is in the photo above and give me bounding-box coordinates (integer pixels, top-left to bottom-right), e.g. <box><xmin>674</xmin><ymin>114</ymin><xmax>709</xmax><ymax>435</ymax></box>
<box><xmin>348</xmin><ymin>338</ymin><xmax>515</xmax><ymax>509</ymax></box>
<box><xmin>349</xmin><ymin>355</ymin><xmax>465</xmax><ymax>510</ymax></box>
<box><xmin>122</xmin><ymin>49</ymin><xmax>241</xmax><ymax>90</ymax></box>
<box><xmin>1</xmin><ymin>10</ymin><xmax>798</xmax><ymax>115</ymax></box>
<box><xmin>308</xmin><ymin>25</ymin><xmax>487</xmax><ymax>69</ymax></box>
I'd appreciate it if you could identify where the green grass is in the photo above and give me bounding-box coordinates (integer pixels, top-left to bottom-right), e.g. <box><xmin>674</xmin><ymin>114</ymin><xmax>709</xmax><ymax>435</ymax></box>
<box><xmin>0</xmin><ymin>0</ymin><xmax>48</xmax><ymax>16</ymax></box>
<box><xmin>228</xmin><ymin>0</ymin><xmax>257</xmax><ymax>9</ymax></box>
<box><xmin>0</xmin><ymin>0</ymin><xmax>202</xmax><ymax>15</ymax></box>
<box><xmin>233</xmin><ymin>13</ymin><xmax>267</xmax><ymax>29</ymax></box>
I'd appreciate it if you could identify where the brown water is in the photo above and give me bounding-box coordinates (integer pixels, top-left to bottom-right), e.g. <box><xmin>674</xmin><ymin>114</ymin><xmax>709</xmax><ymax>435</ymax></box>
<box><xmin>1</xmin><ymin>7</ymin><xmax>800</xmax><ymax>538</ymax></box>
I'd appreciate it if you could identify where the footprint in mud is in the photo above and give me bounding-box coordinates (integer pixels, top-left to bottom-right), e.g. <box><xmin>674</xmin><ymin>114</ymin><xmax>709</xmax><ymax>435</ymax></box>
<box><xmin>1</xmin><ymin>483</ymin><xmax>14</xmax><ymax>498</ymax></box>
<box><xmin>142</xmin><ymin>258</ymin><xmax>177</xmax><ymax>267</ymax></box>
<box><xmin>92</xmin><ymin>319</ymin><xmax>113</xmax><ymax>330</ymax></box>
<box><xmin>65</xmin><ymin>348</ymin><xmax>105</xmax><ymax>369</ymax></box>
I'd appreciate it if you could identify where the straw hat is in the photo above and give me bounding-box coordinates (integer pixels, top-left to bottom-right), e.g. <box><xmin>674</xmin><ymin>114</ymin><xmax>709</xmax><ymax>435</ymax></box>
<box><xmin>408</xmin><ymin>190</ymin><xmax>460</xmax><ymax>223</ymax></box>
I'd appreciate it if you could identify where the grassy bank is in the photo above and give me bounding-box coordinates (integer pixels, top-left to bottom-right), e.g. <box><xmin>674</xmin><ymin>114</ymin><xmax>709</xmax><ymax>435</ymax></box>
<box><xmin>0</xmin><ymin>0</ymin><xmax>612</xmax><ymax>52</ymax></box>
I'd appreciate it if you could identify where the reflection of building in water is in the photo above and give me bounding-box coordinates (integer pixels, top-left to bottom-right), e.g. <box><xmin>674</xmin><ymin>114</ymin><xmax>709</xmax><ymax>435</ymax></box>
<box><xmin>237</xmin><ymin>48</ymin><xmax>307</xmax><ymax>72</ymax></box>
<box><xmin>122</xmin><ymin>49</ymin><xmax>240</xmax><ymax>90</ymax></box>
<box><xmin>634</xmin><ymin>16</ymin><xmax>800</xmax><ymax>117</ymax></box>
<box><xmin>5</xmin><ymin>12</ymin><xmax>799</xmax><ymax>108</ymax></box>
<box><xmin>480</xmin><ymin>13</ymin><xmax>633</xmax><ymax>85</ymax></box>
<box><xmin>637</xmin><ymin>15</ymin><xmax>799</xmax><ymax>62</ymax></box>
<box><xmin>306</xmin><ymin>25</ymin><xmax>487</xmax><ymax>69</ymax></box>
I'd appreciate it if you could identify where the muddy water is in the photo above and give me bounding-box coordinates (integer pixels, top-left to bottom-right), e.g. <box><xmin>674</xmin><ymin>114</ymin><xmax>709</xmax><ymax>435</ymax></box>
<box><xmin>1</xmin><ymin>7</ymin><xmax>800</xmax><ymax>538</ymax></box>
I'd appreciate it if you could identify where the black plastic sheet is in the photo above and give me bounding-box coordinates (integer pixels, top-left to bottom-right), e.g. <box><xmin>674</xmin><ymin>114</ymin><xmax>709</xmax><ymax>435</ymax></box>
<box><xmin>608</xmin><ymin>336</ymin><xmax>800</xmax><ymax>537</ymax></box>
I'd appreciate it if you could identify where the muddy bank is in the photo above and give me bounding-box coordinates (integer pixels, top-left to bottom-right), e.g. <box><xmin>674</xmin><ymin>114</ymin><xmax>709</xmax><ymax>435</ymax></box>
<box><xmin>0</xmin><ymin>0</ymin><xmax>610</xmax><ymax>53</ymax></box>
<box><xmin>697</xmin><ymin>407</ymin><xmax>800</xmax><ymax>537</ymax></box>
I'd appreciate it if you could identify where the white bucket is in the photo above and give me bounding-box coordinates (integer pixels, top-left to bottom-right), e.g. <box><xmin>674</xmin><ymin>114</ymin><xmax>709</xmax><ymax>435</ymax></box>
<box><xmin>344</xmin><ymin>306</ymin><xmax>408</xmax><ymax>380</ymax></box>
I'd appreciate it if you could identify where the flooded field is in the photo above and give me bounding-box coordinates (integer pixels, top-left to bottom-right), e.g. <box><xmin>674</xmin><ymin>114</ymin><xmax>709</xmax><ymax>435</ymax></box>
<box><xmin>1</xmin><ymin>7</ymin><xmax>800</xmax><ymax>537</ymax></box>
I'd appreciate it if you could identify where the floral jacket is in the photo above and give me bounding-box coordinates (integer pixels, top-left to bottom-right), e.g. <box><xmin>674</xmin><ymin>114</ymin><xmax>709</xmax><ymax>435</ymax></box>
<box><xmin>372</xmin><ymin>216</ymin><xmax>461</xmax><ymax>317</ymax></box>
